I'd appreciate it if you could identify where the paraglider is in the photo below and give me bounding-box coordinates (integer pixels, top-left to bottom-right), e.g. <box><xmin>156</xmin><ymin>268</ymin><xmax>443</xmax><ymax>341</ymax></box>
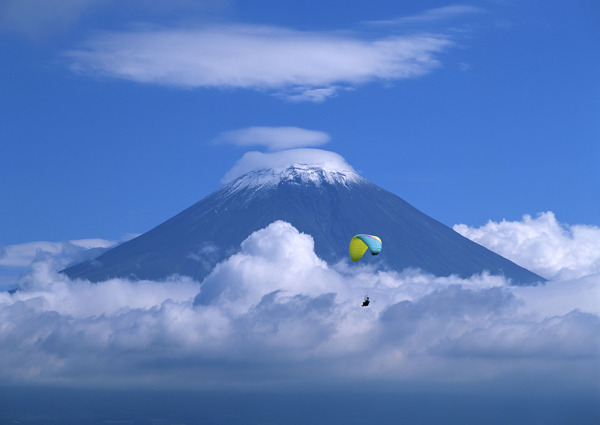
<box><xmin>349</xmin><ymin>234</ymin><xmax>382</xmax><ymax>307</ymax></box>
<box><xmin>349</xmin><ymin>234</ymin><xmax>382</xmax><ymax>262</ymax></box>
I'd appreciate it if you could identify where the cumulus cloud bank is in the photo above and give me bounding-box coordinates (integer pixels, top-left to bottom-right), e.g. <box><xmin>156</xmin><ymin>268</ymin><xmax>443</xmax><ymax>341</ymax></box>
<box><xmin>64</xmin><ymin>24</ymin><xmax>452</xmax><ymax>101</ymax></box>
<box><xmin>1</xmin><ymin>217</ymin><xmax>598</xmax><ymax>393</ymax></box>
<box><xmin>214</xmin><ymin>126</ymin><xmax>331</xmax><ymax>151</ymax></box>
<box><xmin>454</xmin><ymin>212</ymin><xmax>600</xmax><ymax>280</ymax></box>
<box><xmin>0</xmin><ymin>239</ymin><xmax>116</xmax><ymax>268</ymax></box>
<box><xmin>0</xmin><ymin>238</ymin><xmax>117</xmax><ymax>290</ymax></box>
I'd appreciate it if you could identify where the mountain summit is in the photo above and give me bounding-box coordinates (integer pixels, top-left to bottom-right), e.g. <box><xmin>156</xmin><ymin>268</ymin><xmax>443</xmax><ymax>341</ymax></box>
<box><xmin>64</xmin><ymin>150</ymin><xmax>545</xmax><ymax>284</ymax></box>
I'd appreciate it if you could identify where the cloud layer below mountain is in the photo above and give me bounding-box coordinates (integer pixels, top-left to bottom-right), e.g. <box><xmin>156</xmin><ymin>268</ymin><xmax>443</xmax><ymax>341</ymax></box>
<box><xmin>1</xmin><ymin>215</ymin><xmax>598</xmax><ymax>394</ymax></box>
<box><xmin>454</xmin><ymin>212</ymin><xmax>600</xmax><ymax>280</ymax></box>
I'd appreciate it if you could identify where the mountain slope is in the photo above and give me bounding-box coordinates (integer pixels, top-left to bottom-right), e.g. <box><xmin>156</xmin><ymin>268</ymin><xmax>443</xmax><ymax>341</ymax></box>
<box><xmin>63</xmin><ymin>166</ymin><xmax>545</xmax><ymax>284</ymax></box>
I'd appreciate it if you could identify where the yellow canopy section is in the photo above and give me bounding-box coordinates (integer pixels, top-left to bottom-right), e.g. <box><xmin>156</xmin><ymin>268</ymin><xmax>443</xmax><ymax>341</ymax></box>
<box><xmin>349</xmin><ymin>234</ymin><xmax>382</xmax><ymax>262</ymax></box>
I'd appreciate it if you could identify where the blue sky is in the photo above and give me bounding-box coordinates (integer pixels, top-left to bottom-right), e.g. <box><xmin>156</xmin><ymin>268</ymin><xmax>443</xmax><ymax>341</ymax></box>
<box><xmin>1</xmin><ymin>0</ymin><xmax>598</xmax><ymax>245</ymax></box>
<box><xmin>1</xmin><ymin>2</ymin><xmax>599</xmax><ymax>423</ymax></box>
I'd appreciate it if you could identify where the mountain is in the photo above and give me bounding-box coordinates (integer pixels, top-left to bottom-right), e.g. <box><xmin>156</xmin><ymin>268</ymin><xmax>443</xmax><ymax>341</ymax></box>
<box><xmin>63</xmin><ymin>160</ymin><xmax>545</xmax><ymax>284</ymax></box>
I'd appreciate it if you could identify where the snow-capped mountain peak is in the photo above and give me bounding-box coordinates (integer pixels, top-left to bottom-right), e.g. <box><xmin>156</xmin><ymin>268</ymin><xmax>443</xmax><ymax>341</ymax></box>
<box><xmin>224</xmin><ymin>163</ymin><xmax>364</xmax><ymax>194</ymax></box>
<box><xmin>278</xmin><ymin>163</ymin><xmax>363</xmax><ymax>185</ymax></box>
<box><xmin>221</xmin><ymin>148</ymin><xmax>364</xmax><ymax>194</ymax></box>
<box><xmin>222</xmin><ymin>149</ymin><xmax>357</xmax><ymax>181</ymax></box>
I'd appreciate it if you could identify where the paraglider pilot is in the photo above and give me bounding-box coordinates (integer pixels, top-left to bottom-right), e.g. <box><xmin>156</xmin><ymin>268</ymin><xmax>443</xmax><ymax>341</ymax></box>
<box><xmin>349</xmin><ymin>234</ymin><xmax>380</xmax><ymax>309</ymax></box>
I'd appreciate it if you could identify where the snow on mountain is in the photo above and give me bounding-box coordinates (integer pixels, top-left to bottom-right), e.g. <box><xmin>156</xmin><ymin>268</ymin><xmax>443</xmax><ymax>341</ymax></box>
<box><xmin>221</xmin><ymin>148</ymin><xmax>364</xmax><ymax>196</ymax></box>
<box><xmin>221</xmin><ymin>148</ymin><xmax>359</xmax><ymax>183</ymax></box>
<box><xmin>224</xmin><ymin>164</ymin><xmax>365</xmax><ymax>196</ymax></box>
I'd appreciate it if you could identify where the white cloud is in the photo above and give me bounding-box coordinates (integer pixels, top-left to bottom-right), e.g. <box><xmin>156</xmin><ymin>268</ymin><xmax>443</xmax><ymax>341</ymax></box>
<box><xmin>0</xmin><ymin>0</ymin><xmax>102</xmax><ymax>38</ymax></box>
<box><xmin>221</xmin><ymin>148</ymin><xmax>357</xmax><ymax>183</ymax></box>
<box><xmin>284</xmin><ymin>86</ymin><xmax>347</xmax><ymax>103</ymax></box>
<box><xmin>0</xmin><ymin>239</ymin><xmax>116</xmax><ymax>268</ymax></box>
<box><xmin>0</xmin><ymin>219</ymin><xmax>598</xmax><ymax>392</ymax></box>
<box><xmin>368</xmin><ymin>5</ymin><xmax>485</xmax><ymax>26</ymax></box>
<box><xmin>454</xmin><ymin>212</ymin><xmax>600</xmax><ymax>280</ymax></box>
<box><xmin>195</xmin><ymin>220</ymin><xmax>344</xmax><ymax>317</ymax></box>
<box><xmin>0</xmin><ymin>238</ymin><xmax>119</xmax><ymax>291</ymax></box>
<box><xmin>0</xmin><ymin>0</ymin><xmax>230</xmax><ymax>38</ymax></box>
<box><xmin>64</xmin><ymin>25</ymin><xmax>453</xmax><ymax>101</ymax></box>
<box><xmin>214</xmin><ymin>127</ymin><xmax>330</xmax><ymax>151</ymax></box>
<box><xmin>511</xmin><ymin>275</ymin><xmax>600</xmax><ymax>319</ymax></box>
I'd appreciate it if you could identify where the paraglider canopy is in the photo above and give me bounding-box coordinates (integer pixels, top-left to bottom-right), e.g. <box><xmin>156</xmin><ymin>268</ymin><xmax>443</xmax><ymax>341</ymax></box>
<box><xmin>349</xmin><ymin>234</ymin><xmax>382</xmax><ymax>262</ymax></box>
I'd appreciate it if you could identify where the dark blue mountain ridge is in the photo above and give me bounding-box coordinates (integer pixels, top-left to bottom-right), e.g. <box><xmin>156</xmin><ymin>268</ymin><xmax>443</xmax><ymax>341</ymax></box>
<box><xmin>63</xmin><ymin>164</ymin><xmax>545</xmax><ymax>284</ymax></box>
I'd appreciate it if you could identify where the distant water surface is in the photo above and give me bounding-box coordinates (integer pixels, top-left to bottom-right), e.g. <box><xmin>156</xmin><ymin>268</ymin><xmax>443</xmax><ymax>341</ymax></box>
<box><xmin>0</xmin><ymin>387</ymin><xmax>597</xmax><ymax>425</ymax></box>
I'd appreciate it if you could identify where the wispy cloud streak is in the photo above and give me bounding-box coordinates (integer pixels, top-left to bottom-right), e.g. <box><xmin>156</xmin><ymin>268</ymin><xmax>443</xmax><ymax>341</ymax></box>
<box><xmin>214</xmin><ymin>127</ymin><xmax>330</xmax><ymax>151</ymax></box>
<box><xmin>0</xmin><ymin>0</ymin><xmax>229</xmax><ymax>38</ymax></box>
<box><xmin>0</xmin><ymin>239</ymin><xmax>116</xmax><ymax>268</ymax></box>
<box><xmin>64</xmin><ymin>25</ymin><xmax>453</xmax><ymax>101</ymax></box>
<box><xmin>367</xmin><ymin>5</ymin><xmax>485</xmax><ymax>26</ymax></box>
